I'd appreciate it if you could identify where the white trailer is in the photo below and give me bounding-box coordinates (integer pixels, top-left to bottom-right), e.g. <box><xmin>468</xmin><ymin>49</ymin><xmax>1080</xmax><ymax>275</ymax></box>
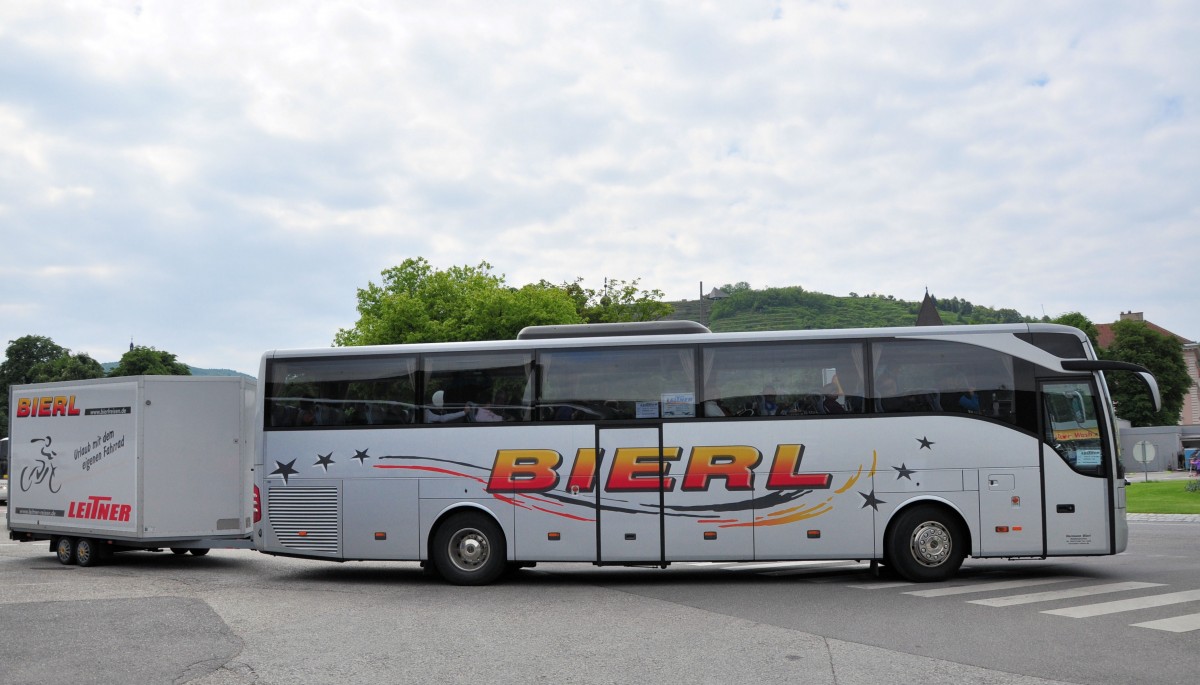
<box><xmin>7</xmin><ymin>375</ymin><xmax>255</xmax><ymax>566</ymax></box>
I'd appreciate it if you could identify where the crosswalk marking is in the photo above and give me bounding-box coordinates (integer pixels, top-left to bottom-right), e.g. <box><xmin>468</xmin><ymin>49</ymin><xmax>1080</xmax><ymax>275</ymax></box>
<box><xmin>1043</xmin><ymin>589</ymin><xmax>1200</xmax><ymax>618</ymax></box>
<box><xmin>969</xmin><ymin>581</ymin><xmax>1164</xmax><ymax>607</ymax></box>
<box><xmin>1131</xmin><ymin>613</ymin><xmax>1200</xmax><ymax>633</ymax></box>
<box><xmin>905</xmin><ymin>577</ymin><xmax>1080</xmax><ymax>598</ymax></box>
<box><xmin>663</xmin><ymin>562</ymin><xmax>1200</xmax><ymax>632</ymax></box>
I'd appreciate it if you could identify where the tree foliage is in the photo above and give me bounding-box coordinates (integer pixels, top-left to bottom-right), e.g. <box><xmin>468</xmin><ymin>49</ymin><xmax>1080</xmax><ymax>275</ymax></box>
<box><xmin>29</xmin><ymin>353</ymin><xmax>105</xmax><ymax>383</ymax></box>
<box><xmin>108</xmin><ymin>346</ymin><xmax>192</xmax><ymax>377</ymax></box>
<box><xmin>334</xmin><ymin>258</ymin><xmax>676</xmax><ymax>346</ymax></box>
<box><xmin>1101</xmin><ymin>320</ymin><xmax>1191</xmax><ymax>427</ymax></box>
<box><xmin>1050</xmin><ymin>312</ymin><xmax>1100</xmax><ymax>347</ymax></box>
<box><xmin>335</xmin><ymin>258</ymin><xmax>584</xmax><ymax>346</ymax></box>
<box><xmin>558</xmin><ymin>277</ymin><xmax>674</xmax><ymax>324</ymax></box>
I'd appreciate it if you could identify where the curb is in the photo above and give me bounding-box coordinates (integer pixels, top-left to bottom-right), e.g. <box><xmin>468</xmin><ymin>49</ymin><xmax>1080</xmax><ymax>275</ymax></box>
<box><xmin>1127</xmin><ymin>513</ymin><xmax>1200</xmax><ymax>523</ymax></box>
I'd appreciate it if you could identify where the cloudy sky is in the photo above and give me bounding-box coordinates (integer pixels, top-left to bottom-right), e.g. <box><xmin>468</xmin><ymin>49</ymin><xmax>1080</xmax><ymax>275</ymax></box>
<box><xmin>2</xmin><ymin>1</ymin><xmax>1196</xmax><ymax>375</ymax></box>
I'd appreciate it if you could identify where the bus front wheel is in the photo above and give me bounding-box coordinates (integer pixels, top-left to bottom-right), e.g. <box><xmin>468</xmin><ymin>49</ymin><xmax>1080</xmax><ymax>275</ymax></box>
<box><xmin>432</xmin><ymin>512</ymin><xmax>507</xmax><ymax>586</ymax></box>
<box><xmin>885</xmin><ymin>505</ymin><xmax>965</xmax><ymax>582</ymax></box>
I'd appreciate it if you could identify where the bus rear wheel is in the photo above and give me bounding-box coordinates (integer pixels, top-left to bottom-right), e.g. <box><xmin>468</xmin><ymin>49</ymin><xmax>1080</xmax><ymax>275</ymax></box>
<box><xmin>432</xmin><ymin>512</ymin><xmax>507</xmax><ymax>586</ymax></box>
<box><xmin>886</xmin><ymin>505</ymin><xmax>965</xmax><ymax>582</ymax></box>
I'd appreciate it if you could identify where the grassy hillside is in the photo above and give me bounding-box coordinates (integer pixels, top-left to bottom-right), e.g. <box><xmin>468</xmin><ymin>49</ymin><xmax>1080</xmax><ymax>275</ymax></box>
<box><xmin>100</xmin><ymin>362</ymin><xmax>254</xmax><ymax>380</ymax></box>
<box><xmin>665</xmin><ymin>287</ymin><xmax>1034</xmax><ymax>332</ymax></box>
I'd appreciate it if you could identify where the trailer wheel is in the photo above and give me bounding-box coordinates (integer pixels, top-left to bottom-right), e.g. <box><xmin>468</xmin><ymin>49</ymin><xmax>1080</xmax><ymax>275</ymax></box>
<box><xmin>55</xmin><ymin>537</ymin><xmax>77</xmax><ymax>565</ymax></box>
<box><xmin>75</xmin><ymin>538</ymin><xmax>104</xmax><ymax>567</ymax></box>
<box><xmin>190</xmin><ymin>548</ymin><xmax>210</xmax><ymax>556</ymax></box>
<box><xmin>885</xmin><ymin>505</ymin><xmax>966</xmax><ymax>582</ymax></box>
<box><xmin>432</xmin><ymin>512</ymin><xmax>507</xmax><ymax>586</ymax></box>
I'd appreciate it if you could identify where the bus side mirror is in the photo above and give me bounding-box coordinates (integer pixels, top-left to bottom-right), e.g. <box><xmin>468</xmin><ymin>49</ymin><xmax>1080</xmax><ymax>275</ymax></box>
<box><xmin>1060</xmin><ymin>360</ymin><xmax>1162</xmax><ymax>413</ymax></box>
<box><xmin>1134</xmin><ymin>371</ymin><xmax>1162</xmax><ymax>414</ymax></box>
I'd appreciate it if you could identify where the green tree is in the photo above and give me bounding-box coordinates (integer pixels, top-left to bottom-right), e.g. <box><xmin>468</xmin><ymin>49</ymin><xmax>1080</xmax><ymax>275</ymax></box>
<box><xmin>562</xmin><ymin>277</ymin><xmax>674</xmax><ymax>323</ymax></box>
<box><xmin>719</xmin><ymin>281</ymin><xmax>753</xmax><ymax>295</ymax></box>
<box><xmin>108</xmin><ymin>346</ymin><xmax>192</xmax><ymax>377</ymax></box>
<box><xmin>335</xmin><ymin>258</ymin><xmax>584</xmax><ymax>346</ymax></box>
<box><xmin>1100</xmin><ymin>320</ymin><xmax>1191</xmax><ymax>426</ymax></box>
<box><xmin>31</xmin><ymin>353</ymin><xmax>105</xmax><ymax>383</ymax></box>
<box><xmin>1051</xmin><ymin>312</ymin><xmax>1100</xmax><ymax>347</ymax></box>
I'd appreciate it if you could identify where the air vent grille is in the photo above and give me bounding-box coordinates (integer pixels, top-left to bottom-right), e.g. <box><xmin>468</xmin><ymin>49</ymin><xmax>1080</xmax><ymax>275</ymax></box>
<box><xmin>267</xmin><ymin>486</ymin><xmax>339</xmax><ymax>554</ymax></box>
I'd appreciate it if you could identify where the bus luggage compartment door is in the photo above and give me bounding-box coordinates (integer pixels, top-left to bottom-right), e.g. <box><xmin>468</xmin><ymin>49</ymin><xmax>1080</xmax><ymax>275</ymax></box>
<box><xmin>977</xmin><ymin>468</ymin><xmax>1043</xmax><ymax>556</ymax></box>
<box><xmin>596</xmin><ymin>426</ymin><xmax>665</xmax><ymax>564</ymax></box>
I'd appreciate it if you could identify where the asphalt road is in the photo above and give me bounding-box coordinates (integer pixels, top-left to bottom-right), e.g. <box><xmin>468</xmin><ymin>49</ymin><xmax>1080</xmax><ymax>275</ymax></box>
<box><xmin>1</xmin><ymin>510</ymin><xmax>1197</xmax><ymax>685</ymax></box>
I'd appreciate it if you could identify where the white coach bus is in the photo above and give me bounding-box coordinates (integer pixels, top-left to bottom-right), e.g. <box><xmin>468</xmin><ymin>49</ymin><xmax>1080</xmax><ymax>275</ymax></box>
<box><xmin>253</xmin><ymin>321</ymin><xmax>1160</xmax><ymax>585</ymax></box>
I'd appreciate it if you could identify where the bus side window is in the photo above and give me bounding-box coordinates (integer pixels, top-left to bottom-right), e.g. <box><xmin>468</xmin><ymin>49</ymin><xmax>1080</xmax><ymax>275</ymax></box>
<box><xmin>872</xmin><ymin>340</ymin><xmax>1017</xmax><ymax>421</ymax></box>
<box><xmin>423</xmin><ymin>352</ymin><xmax>534</xmax><ymax>424</ymax></box>
<box><xmin>701</xmin><ymin>341</ymin><xmax>865</xmax><ymax>417</ymax></box>
<box><xmin>539</xmin><ymin>347</ymin><xmax>695</xmax><ymax>421</ymax></box>
<box><xmin>265</xmin><ymin>356</ymin><xmax>418</xmax><ymax>429</ymax></box>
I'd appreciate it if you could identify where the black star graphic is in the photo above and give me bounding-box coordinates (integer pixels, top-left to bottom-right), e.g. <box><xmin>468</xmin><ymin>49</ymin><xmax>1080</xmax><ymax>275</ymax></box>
<box><xmin>859</xmin><ymin>490</ymin><xmax>885</xmax><ymax>511</ymax></box>
<box><xmin>270</xmin><ymin>459</ymin><xmax>299</xmax><ymax>485</ymax></box>
<box><xmin>917</xmin><ymin>436</ymin><xmax>935</xmax><ymax>450</ymax></box>
<box><xmin>893</xmin><ymin>463</ymin><xmax>916</xmax><ymax>480</ymax></box>
<box><xmin>351</xmin><ymin>449</ymin><xmax>371</xmax><ymax>465</ymax></box>
<box><xmin>314</xmin><ymin>452</ymin><xmax>335</xmax><ymax>471</ymax></box>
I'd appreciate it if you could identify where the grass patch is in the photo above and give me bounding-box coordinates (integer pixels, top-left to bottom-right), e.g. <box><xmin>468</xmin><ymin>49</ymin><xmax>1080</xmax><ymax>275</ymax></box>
<box><xmin>1125</xmin><ymin>480</ymin><xmax>1200</xmax><ymax>514</ymax></box>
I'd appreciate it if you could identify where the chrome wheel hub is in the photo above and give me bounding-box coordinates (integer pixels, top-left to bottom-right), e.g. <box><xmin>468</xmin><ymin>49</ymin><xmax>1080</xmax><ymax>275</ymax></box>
<box><xmin>449</xmin><ymin>529</ymin><xmax>489</xmax><ymax>571</ymax></box>
<box><xmin>910</xmin><ymin>521</ymin><xmax>952</xmax><ymax>567</ymax></box>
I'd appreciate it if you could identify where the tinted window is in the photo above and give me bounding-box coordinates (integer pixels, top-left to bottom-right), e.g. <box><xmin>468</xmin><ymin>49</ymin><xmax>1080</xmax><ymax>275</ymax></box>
<box><xmin>539</xmin><ymin>347</ymin><xmax>695</xmax><ymax>420</ymax></box>
<box><xmin>423</xmin><ymin>352</ymin><xmax>533</xmax><ymax>423</ymax></box>
<box><xmin>701</xmin><ymin>342</ymin><xmax>865</xmax><ymax>417</ymax></box>
<box><xmin>1021</xmin><ymin>332</ymin><xmax>1088</xmax><ymax>359</ymax></box>
<box><xmin>266</xmin><ymin>356</ymin><xmax>417</xmax><ymax>428</ymax></box>
<box><xmin>872</xmin><ymin>340</ymin><xmax>1017</xmax><ymax>422</ymax></box>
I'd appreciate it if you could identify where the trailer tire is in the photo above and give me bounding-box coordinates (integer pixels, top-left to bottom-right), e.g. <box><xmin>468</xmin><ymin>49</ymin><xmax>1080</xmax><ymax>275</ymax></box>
<box><xmin>431</xmin><ymin>512</ymin><xmax>507</xmax><ymax>586</ymax></box>
<box><xmin>75</xmin><ymin>538</ymin><xmax>104</xmax><ymax>567</ymax></box>
<box><xmin>190</xmin><ymin>548</ymin><xmax>210</xmax><ymax>556</ymax></box>
<box><xmin>55</xmin><ymin>537</ymin><xmax>77</xmax><ymax>566</ymax></box>
<box><xmin>885</xmin><ymin>504</ymin><xmax>966</xmax><ymax>582</ymax></box>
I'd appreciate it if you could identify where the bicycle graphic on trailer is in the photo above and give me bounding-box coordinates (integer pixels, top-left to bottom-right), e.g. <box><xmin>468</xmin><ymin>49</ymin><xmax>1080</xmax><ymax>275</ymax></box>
<box><xmin>20</xmin><ymin>436</ymin><xmax>61</xmax><ymax>494</ymax></box>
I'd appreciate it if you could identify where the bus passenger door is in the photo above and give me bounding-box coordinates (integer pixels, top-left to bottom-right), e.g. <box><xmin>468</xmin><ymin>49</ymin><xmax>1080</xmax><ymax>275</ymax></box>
<box><xmin>596</xmin><ymin>426</ymin><xmax>666</xmax><ymax>564</ymax></box>
<box><xmin>1040</xmin><ymin>379</ymin><xmax>1113</xmax><ymax>555</ymax></box>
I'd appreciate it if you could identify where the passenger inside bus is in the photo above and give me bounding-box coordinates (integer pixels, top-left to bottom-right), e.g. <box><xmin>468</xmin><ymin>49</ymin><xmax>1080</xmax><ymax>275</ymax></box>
<box><xmin>425</xmin><ymin>390</ymin><xmax>467</xmax><ymax>423</ymax></box>
<box><xmin>822</xmin><ymin>383</ymin><xmax>847</xmax><ymax>414</ymax></box>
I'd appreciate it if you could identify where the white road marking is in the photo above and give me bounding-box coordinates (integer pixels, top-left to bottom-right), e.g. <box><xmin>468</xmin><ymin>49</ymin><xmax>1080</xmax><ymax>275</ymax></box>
<box><xmin>1131</xmin><ymin>612</ymin><xmax>1200</xmax><ymax>633</ymax></box>
<box><xmin>970</xmin><ymin>581</ymin><xmax>1164</xmax><ymax>607</ymax></box>
<box><xmin>1043</xmin><ymin>589</ymin><xmax>1200</xmax><ymax>618</ymax></box>
<box><xmin>906</xmin><ymin>577</ymin><xmax>1080</xmax><ymax>597</ymax></box>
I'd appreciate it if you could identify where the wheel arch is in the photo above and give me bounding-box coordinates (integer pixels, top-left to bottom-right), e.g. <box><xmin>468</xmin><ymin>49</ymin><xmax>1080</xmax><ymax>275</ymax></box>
<box><xmin>881</xmin><ymin>495</ymin><xmax>975</xmax><ymax>560</ymax></box>
<box><xmin>424</xmin><ymin>503</ymin><xmax>512</xmax><ymax>562</ymax></box>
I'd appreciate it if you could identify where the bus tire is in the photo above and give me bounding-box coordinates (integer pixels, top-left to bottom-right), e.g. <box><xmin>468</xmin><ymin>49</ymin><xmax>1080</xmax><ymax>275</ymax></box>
<box><xmin>170</xmin><ymin>548</ymin><xmax>189</xmax><ymax>555</ymax></box>
<box><xmin>190</xmin><ymin>548</ymin><xmax>210</xmax><ymax>556</ymax></box>
<box><xmin>432</xmin><ymin>512</ymin><xmax>507</xmax><ymax>586</ymax></box>
<box><xmin>885</xmin><ymin>505</ymin><xmax>965</xmax><ymax>582</ymax></box>
<box><xmin>75</xmin><ymin>538</ymin><xmax>103</xmax><ymax>567</ymax></box>
<box><xmin>55</xmin><ymin>537</ymin><xmax>77</xmax><ymax>565</ymax></box>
